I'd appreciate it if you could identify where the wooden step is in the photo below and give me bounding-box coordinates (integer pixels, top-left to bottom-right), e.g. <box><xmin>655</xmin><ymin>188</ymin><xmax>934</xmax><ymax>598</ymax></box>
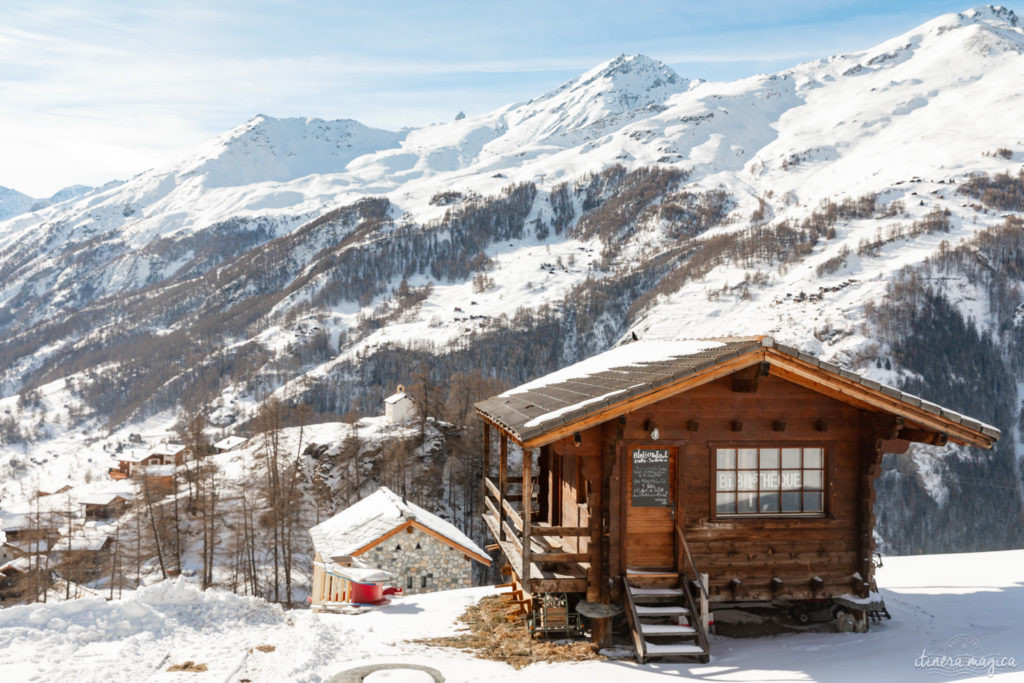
<box><xmin>629</xmin><ymin>587</ymin><xmax>684</xmax><ymax>598</ymax></box>
<box><xmin>635</xmin><ymin>605</ymin><xmax>689</xmax><ymax>617</ymax></box>
<box><xmin>640</xmin><ymin>623</ymin><xmax>697</xmax><ymax>637</ymax></box>
<box><xmin>626</xmin><ymin>568</ymin><xmax>678</xmax><ymax>578</ymax></box>
<box><xmin>643</xmin><ymin>641</ymin><xmax>706</xmax><ymax>656</ymax></box>
<box><xmin>626</xmin><ymin>567</ymin><xmax>680</xmax><ymax>588</ymax></box>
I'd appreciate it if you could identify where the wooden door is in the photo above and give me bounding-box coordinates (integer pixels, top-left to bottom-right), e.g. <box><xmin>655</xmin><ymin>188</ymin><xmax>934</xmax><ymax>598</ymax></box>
<box><xmin>623</xmin><ymin>445</ymin><xmax>677</xmax><ymax>569</ymax></box>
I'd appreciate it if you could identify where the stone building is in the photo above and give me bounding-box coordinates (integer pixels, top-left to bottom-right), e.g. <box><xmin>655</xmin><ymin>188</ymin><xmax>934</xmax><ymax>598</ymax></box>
<box><xmin>308</xmin><ymin>486</ymin><xmax>490</xmax><ymax>603</ymax></box>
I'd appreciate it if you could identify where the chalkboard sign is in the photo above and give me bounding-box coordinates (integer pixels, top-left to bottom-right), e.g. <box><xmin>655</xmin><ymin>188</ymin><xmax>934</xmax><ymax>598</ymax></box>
<box><xmin>632</xmin><ymin>448</ymin><xmax>671</xmax><ymax>507</ymax></box>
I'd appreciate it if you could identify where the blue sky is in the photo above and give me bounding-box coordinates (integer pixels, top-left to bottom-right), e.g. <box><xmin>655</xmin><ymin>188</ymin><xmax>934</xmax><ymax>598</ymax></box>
<box><xmin>0</xmin><ymin>1</ymin><xmax>1011</xmax><ymax>196</ymax></box>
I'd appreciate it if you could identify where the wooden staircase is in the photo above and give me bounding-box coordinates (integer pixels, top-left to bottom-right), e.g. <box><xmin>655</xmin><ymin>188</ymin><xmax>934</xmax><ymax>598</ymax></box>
<box><xmin>623</xmin><ymin>568</ymin><xmax>710</xmax><ymax>664</ymax></box>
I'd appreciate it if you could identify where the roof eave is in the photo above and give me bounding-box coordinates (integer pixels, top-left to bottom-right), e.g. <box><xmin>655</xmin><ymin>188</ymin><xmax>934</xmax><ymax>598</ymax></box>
<box><xmin>515</xmin><ymin>347</ymin><xmax>767</xmax><ymax>449</ymax></box>
<box><xmin>764</xmin><ymin>349</ymin><xmax>998</xmax><ymax>449</ymax></box>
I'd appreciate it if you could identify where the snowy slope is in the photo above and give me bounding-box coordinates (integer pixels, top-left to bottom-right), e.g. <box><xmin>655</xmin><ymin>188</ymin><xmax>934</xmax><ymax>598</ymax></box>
<box><xmin>0</xmin><ymin>550</ymin><xmax>1020</xmax><ymax>682</ymax></box>
<box><xmin>0</xmin><ymin>186</ymin><xmax>34</xmax><ymax>221</ymax></box>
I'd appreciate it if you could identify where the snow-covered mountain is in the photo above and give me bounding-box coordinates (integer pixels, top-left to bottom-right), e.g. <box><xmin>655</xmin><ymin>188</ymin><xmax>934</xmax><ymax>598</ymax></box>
<box><xmin>1</xmin><ymin>6</ymin><xmax>1022</xmax><ymax>553</ymax></box>
<box><xmin>0</xmin><ymin>184</ymin><xmax>94</xmax><ymax>221</ymax></box>
<box><xmin>0</xmin><ymin>186</ymin><xmax>34</xmax><ymax>221</ymax></box>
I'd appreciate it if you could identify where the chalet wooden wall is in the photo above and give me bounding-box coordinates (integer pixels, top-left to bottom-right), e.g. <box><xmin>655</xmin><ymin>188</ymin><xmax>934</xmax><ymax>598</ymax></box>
<box><xmin>551</xmin><ymin>428</ymin><xmax>601</xmax><ymax>554</ymax></box>
<box><xmin>539</xmin><ymin>373</ymin><xmax>876</xmax><ymax>603</ymax></box>
<box><xmin>618</xmin><ymin>374</ymin><xmax>865</xmax><ymax>602</ymax></box>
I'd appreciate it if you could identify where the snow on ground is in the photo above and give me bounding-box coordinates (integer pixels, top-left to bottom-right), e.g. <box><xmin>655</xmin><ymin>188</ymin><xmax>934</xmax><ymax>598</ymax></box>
<box><xmin>0</xmin><ymin>549</ymin><xmax>1020</xmax><ymax>682</ymax></box>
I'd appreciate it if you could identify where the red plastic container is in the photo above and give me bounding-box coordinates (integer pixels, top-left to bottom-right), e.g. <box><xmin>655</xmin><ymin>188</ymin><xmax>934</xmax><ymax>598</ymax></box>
<box><xmin>350</xmin><ymin>580</ymin><xmax>384</xmax><ymax>604</ymax></box>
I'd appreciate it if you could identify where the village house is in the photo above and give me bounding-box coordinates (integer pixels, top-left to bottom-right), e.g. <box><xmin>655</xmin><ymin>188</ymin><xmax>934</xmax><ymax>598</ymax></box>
<box><xmin>109</xmin><ymin>442</ymin><xmax>186</xmax><ymax>480</ymax></box>
<box><xmin>213</xmin><ymin>435</ymin><xmax>248</xmax><ymax>453</ymax></box>
<box><xmin>51</xmin><ymin>533</ymin><xmax>113</xmax><ymax>583</ymax></box>
<box><xmin>37</xmin><ymin>484</ymin><xmax>73</xmax><ymax>498</ymax></box>
<box><xmin>384</xmin><ymin>385</ymin><xmax>416</xmax><ymax>424</ymax></box>
<box><xmin>474</xmin><ymin>336</ymin><xmax>1000</xmax><ymax>662</ymax></box>
<box><xmin>80</xmin><ymin>492</ymin><xmax>132</xmax><ymax>520</ymax></box>
<box><xmin>308</xmin><ymin>486</ymin><xmax>490</xmax><ymax>609</ymax></box>
<box><xmin>2</xmin><ymin>539</ymin><xmax>50</xmax><ymax>563</ymax></box>
<box><xmin>0</xmin><ymin>511</ymin><xmax>60</xmax><ymax>545</ymax></box>
<box><xmin>0</xmin><ymin>556</ymin><xmax>33</xmax><ymax>602</ymax></box>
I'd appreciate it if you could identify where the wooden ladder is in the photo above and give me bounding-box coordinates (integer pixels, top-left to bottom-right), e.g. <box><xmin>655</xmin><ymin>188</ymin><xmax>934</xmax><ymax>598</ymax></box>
<box><xmin>623</xmin><ymin>568</ymin><xmax>710</xmax><ymax>664</ymax></box>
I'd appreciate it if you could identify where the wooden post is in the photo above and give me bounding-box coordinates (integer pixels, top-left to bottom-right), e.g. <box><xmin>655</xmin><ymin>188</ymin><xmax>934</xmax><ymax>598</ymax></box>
<box><xmin>551</xmin><ymin>448</ymin><xmax>562</xmax><ymax>526</ymax></box>
<box><xmin>586</xmin><ymin>455</ymin><xmax>603</xmax><ymax>604</ymax></box>
<box><xmin>483</xmin><ymin>423</ymin><xmax>491</xmax><ymax>481</ymax></box>
<box><xmin>591</xmin><ymin>616</ymin><xmax>612</xmax><ymax>648</ymax></box>
<box><xmin>700</xmin><ymin>571</ymin><xmax>710</xmax><ymax>633</ymax></box>
<box><xmin>499</xmin><ymin>433</ymin><xmax>508</xmax><ymax>542</ymax></box>
<box><xmin>538</xmin><ymin>445</ymin><xmax>550</xmax><ymax>523</ymax></box>
<box><xmin>609</xmin><ymin>441</ymin><xmax>621</xmax><ymax>601</ymax></box>
<box><xmin>522</xmin><ymin>447</ymin><xmax>533</xmax><ymax>588</ymax></box>
<box><xmin>600</xmin><ymin>437</ymin><xmax>612</xmax><ymax>604</ymax></box>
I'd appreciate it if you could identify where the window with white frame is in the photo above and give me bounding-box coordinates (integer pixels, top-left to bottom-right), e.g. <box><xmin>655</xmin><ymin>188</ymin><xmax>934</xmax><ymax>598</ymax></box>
<box><xmin>715</xmin><ymin>446</ymin><xmax>825</xmax><ymax>516</ymax></box>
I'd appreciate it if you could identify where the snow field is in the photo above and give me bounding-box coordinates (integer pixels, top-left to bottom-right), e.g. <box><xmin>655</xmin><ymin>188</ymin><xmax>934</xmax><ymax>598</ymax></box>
<box><xmin>0</xmin><ymin>550</ymin><xmax>1020</xmax><ymax>682</ymax></box>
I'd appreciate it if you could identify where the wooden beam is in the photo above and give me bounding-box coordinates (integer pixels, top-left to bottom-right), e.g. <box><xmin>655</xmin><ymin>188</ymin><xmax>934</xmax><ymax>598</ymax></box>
<box><xmin>520</xmin><ymin>349</ymin><xmax>766</xmax><ymax>448</ymax></box>
<box><xmin>482</xmin><ymin>510</ymin><xmax>500</xmax><ymax>543</ymax></box>
<box><xmin>499</xmin><ymin>433</ymin><xmax>508</xmax><ymax>541</ymax></box>
<box><xmin>529</xmin><ymin>526</ymin><xmax>590</xmax><ymax>536</ymax></box>
<box><xmin>539</xmin><ymin>445</ymin><xmax>550</xmax><ymax>523</ymax></box>
<box><xmin>766</xmin><ymin>351</ymin><xmax>995</xmax><ymax>449</ymax></box>
<box><xmin>530</xmin><ymin>578</ymin><xmax>588</xmax><ymax>593</ymax></box>
<box><xmin>522</xmin><ymin>447</ymin><xmax>533</xmax><ymax>588</ymax></box>
<box><xmin>730</xmin><ymin>364</ymin><xmax>761</xmax><ymax>393</ymax></box>
<box><xmin>483</xmin><ymin>476</ymin><xmax>500</xmax><ymax>503</ymax></box>
<box><xmin>600</xmin><ymin>424</ymin><xmax>614</xmax><ymax>605</ymax></box>
<box><xmin>483</xmin><ymin>422</ymin><xmax>491</xmax><ymax>481</ymax></box>
<box><xmin>533</xmin><ymin>552</ymin><xmax>590</xmax><ymax>563</ymax></box>
<box><xmin>502</xmin><ymin>520</ymin><xmax>522</xmax><ymax>553</ymax></box>
<box><xmin>898</xmin><ymin>427</ymin><xmax>948</xmax><ymax>446</ymax></box>
<box><xmin>501</xmin><ymin>498</ymin><xmax>524</xmax><ymax>532</ymax></box>
<box><xmin>609</xmin><ymin>440</ymin><xmax>622</xmax><ymax>600</ymax></box>
<box><xmin>483</xmin><ymin>494</ymin><xmax>500</xmax><ymax>524</ymax></box>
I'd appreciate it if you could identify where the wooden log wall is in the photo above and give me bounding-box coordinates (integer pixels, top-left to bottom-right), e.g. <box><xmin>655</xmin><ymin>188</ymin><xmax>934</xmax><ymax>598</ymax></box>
<box><xmin>611</xmin><ymin>373</ymin><xmax>867</xmax><ymax>602</ymax></box>
<box><xmin>522</xmin><ymin>371</ymin><xmax>908</xmax><ymax>605</ymax></box>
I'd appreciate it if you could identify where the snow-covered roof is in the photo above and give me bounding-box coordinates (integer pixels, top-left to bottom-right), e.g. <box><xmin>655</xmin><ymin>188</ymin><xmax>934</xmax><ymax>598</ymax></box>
<box><xmin>384</xmin><ymin>392</ymin><xmax>413</xmax><ymax>404</ymax></box>
<box><xmin>213</xmin><ymin>435</ymin><xmax>248</xmax><ymax>451</ymax></box>
<box><xmin>0</xmin><ymin>511</ymin><xmax>30</xmax><ymax>532</ymax></box>
<box><xmin>144</xmin><ymin>464</ymin><xmax>176</xmax><ymax>476</ymax></box>
<box><xmin>477</xmin><ymin>336</ymin><xmax>1001</xmax><ymax>448</ymax></box>
<box><xmin>53</xmin><ymin>534</ymin><xmax>110</xmax><ymax>553</ymax></box>
<box><xmin>152</xmin><ymin>442</ymin><xmax>185</xmax><ymax>455</ymax></box>
<box><xmin>117</xmin><ymin>448</ymin><xmax>161</xmax><ymax>463</ymax></box>
<box><xmin>309</xmin><ymin>486</ymin><xmax>489</xmax><ymax>564</ymax></box>
<box><xmin>5</xmin><ymin>539</ymin><xmax>50</xmax><ymax>555</ymax></box>
<box><xmin>329</xmin><ymin>566</ymin><xmax>395</xmax><ymax>584</ymax></box>
<box><xmin>479</xmin><ymin>337</ymin><xmax>753</xmax><ymax>442</ymax></box>
<box><xmin>0</xmin><ymin>556</ymin><xmax>31</xmax><ymax>574</ymax></box>
<box><xmin>79</xmin><ymin>491</ymin><xmax>132</xmax><ymax>506</ymax></box>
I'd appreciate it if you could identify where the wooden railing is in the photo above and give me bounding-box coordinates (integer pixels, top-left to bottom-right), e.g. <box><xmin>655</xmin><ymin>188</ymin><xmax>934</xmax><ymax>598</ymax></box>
<box><xmin>676</xmin><ymin>525</ymin><xmax>708</xmax><ymax>599</ymax></box>
<box><xmin>622</xmin><ymin>576</ymin><xmax>648</xmax><ymax>664</ymax></box>
<box><xmin>483</xmin><ymin>474</ymin><xmax>590</xmax><ymax>580</ymax></box>
<box><xmin>675</xmin><ymin>525</ymin><xmax>710</xmax><ymax>655</ymax></box>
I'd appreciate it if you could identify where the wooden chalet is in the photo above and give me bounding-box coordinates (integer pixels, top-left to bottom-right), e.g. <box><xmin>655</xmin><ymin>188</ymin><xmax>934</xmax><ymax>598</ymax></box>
<box><xmin>475</xmin><ymin>336</ymin><xmax>999</xmax><ymax>661</ymax></box>
<box><xmin>0</xmin><ymin>557</ymin><xmax>33</xmax><ymax>602</ymax></box>
<box><xmin>81</xmin><ymin>492</ymin><xmax>132</xmax><ymax>520</ymax></box>
<box><xmin>108</xmin><ymin>443</ymin><xmax>186</xmax><ymax>480</ymax></box>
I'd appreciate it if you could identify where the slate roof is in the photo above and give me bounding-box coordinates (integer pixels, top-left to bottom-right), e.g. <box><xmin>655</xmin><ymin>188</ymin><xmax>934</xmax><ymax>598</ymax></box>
<box><xmin>476</xmin><ymin>336</ymin><xmax>1001</xmax><ymax>446</ymax></box>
